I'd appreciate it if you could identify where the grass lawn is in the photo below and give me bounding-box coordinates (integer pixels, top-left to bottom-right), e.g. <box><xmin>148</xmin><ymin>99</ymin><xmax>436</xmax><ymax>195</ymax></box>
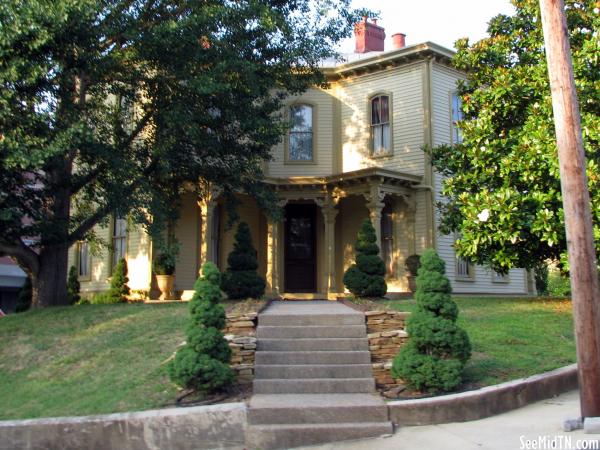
<box><xmin>384</xmin><ymin>296</ymin><xmax>576</xmax><ymax>387</ymax></box>
<box><xmin>0</xmin><ymin>297</ymin><xmax>576</xmax><ymax>419</ymax></box>
<box><xmin>0</xmin><ymin>303</ymin><xmax>189</xmax><ymax>420</ymax></box>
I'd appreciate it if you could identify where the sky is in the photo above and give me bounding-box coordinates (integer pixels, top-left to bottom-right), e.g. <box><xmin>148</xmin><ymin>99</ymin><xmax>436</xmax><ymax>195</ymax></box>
<box><xmin>338</xmin><ymin>0</ymin><xmax>516</xmax><ymax>52</ymax></box>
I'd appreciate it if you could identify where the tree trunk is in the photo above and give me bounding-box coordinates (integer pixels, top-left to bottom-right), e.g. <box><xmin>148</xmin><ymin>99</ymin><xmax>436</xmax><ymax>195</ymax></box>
<box><xmin>31</xmin><ymin>243</ymin><xmax>70</xmax><ymax>308</ymax></box>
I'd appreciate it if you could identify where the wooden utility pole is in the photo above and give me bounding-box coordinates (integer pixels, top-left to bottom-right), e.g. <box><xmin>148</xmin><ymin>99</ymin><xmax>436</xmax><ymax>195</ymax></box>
<box><xmin>539</xmin><ymin>0</ymin><xmax>600</xmax><ymax>418</ymax></box>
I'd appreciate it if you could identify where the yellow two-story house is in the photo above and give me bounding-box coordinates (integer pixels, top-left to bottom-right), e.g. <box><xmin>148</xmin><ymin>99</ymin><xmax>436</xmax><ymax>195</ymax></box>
<box><xmin>69</xmin><ymin>18</ymin><xmax>535</xmax><ymax>300</ymax></box>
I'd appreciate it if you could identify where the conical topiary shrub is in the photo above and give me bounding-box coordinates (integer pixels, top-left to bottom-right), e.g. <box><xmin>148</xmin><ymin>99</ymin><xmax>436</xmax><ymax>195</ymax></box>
<box><xmin>67</xmin><ymin>265</ymin><xmax>81</xmax><ymax>305</ymax></box>
<box><xmin>169</xmin><ymin>262</ymin><xmax>234</xmax><ymax>394</ymax></box>
<box><xmin>343</xmin><ymin>218</ymin><xmax>387</xmax><ymax>298</ymax></box>
<box><xmin>392</xmin><ymin>249</ymin><xmax>471</xmax><ymax>392</ymax></box>
<box><xmin>221</xmin><ymin>222</ymin><xmax>265</xmax><ymax>299</ymax></box>
<box><xmin>108</xmin><ymin>258</ymin><xmax>130</xmax><ymax>303</ymax></box>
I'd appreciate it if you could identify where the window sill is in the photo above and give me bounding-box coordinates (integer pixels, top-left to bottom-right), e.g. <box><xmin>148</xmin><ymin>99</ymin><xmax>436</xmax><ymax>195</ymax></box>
<box><xmin>78</xmin><ymin>275</ymin><xmax>91</xmax><ymax>282</ymax></box>
<box><xmin>455</xmin><ymin>276</ymin><xmax>475</xmax><ymax>282</ymax></box>
<box><xmin>284</xmin><ymin>159</ymin><xmax>317</xmax><ymax>165</ymax></box>
<box><xmin>370</xmin><ymin>152</ymin><xmax>393</xmax><ymax>159</ymax></box>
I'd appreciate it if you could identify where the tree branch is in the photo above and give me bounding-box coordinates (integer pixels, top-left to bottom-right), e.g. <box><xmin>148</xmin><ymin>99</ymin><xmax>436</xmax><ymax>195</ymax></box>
<box><xmin>0</xmin><ymin>239</ymin><xmax>39</xmax><ymax>276</ymax></box>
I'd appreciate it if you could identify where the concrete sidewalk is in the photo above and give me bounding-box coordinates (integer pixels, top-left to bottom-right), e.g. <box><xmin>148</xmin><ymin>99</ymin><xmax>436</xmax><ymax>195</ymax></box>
<box><xmin>298</xmin><ymin>390</ymin><xmax>600</xmax><ymax>450</ymax></box>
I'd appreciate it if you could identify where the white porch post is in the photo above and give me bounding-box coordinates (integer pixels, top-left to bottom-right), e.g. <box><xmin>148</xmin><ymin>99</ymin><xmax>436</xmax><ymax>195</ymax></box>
<box><xmin>198</xmin><ymin>198</ymin><xmax>217</xmax><ymax>269</ymax></box>
<box><xmin>321</xmin><ymin>199</ymin><xmax>339</xmax><ymax>298</ymax></box>
<box><xmin>266</xmin><ymin>217</ymin><xmax>281</xmax><ymax>296</ymax></box>
<box><xmin>366</xmin><ymin>183</ymin><xmax>385</xmax><ymax>257</ymax></box>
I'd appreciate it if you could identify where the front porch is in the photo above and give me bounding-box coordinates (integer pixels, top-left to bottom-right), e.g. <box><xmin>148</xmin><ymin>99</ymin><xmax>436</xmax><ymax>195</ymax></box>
<box><xmin>175</xmin><ymin>168</ymin><xmax>427</xmax><ymax>300</ymax></box>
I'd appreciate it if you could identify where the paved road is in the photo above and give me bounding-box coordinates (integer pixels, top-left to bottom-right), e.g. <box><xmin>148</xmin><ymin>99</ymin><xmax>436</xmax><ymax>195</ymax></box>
<box><xmin>298</xmin><ymin>390</ymin><xmax>600</xmax><ymax>450</ymax></box>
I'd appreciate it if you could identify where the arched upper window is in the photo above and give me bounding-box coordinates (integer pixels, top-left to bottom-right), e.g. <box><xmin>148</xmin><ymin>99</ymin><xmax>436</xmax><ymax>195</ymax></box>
<box><xmin>371</xmin><ymin>94</ymin><xmax>391</xmax><ymax>155</ymax></box>
<box><xmin>288</xmin><ymin>104</ymin><xmax>313</xmax><ymax>162</ymax></box>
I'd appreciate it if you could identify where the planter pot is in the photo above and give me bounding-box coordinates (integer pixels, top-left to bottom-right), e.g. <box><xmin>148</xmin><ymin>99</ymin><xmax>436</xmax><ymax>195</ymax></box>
<box><xmin>407</xmin><ymin>275</ymin><xmax>417</xmax><ymax>293</ymax></box>
<box><xmin>156</xmin><ymin>274</ymin><xmax>175</xmax><ymax>300</ymax></box>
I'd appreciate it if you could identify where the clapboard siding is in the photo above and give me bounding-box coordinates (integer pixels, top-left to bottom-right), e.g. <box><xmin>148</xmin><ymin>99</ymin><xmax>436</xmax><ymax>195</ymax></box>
<box><xmin>431</xmin><ymin>63</ymin><xmax>528</xmax><ymax>294</ymax></box>
<box><xmin>268</xmin><ymin>88</ymin><xmax>335</xmax><ymax>177</ymax></box>
<box><xmin>338</xmin><ymin>62</ymin><xmax>425</xmax><ymax>176</ymax></box>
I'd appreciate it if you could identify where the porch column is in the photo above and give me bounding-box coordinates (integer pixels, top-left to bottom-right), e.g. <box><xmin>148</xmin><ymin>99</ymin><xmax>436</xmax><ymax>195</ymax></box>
<box><xmin>198</xmin><ymin>198</ymin><xmax>217</xmax><ymax>269</ymax></box>
<box><xmin>366</xmin><ymin>184</ymin><xmax>385</xmax><ymax>257</ymax></box>
<box><xmin>266</xmin><ymin>217</ymin><xmax>281</xmax><ymax>296</ymax></box>
<box><xmin>322</xmin><ymin>202</ymin><xmax>339</xmax><ymax>298</ymax></box>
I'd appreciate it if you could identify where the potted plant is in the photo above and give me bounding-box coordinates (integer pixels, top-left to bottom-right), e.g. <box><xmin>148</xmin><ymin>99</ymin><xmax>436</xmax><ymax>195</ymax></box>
<box><xmin>404</xmin><ymin>254</ymin><xmax>421</xmax><ymax>293</ymax></box>
<box><xmin>153</xmin><ymin>252</ymin><xmax>176</xmax><ymax>300</ymax></box>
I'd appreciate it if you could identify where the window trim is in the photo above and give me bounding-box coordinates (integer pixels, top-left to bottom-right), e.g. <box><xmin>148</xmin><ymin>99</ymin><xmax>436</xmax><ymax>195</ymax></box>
<box><xmin>454</xmin><ymin>233</ymin><xmax>475</xmax><ymax>281</ymax></box>
<box><xmin>450</xmin><ymin>91</ymin><xmax>463</xmax><ymax>145</ymax></box>
<box><xmin>77</xmin><ymin>241</ymin><xmax>91</xmax><ymax>281</ymax></box>
<box><xmin>110</xmin><ymin>213</ymin><xmax>128</xmax><ymax>272</ymax></box>
<box><xmin>284</xmin><ymin>102</ymin><xmax>317</xmax><ymax>165</ymax></box>
<box><xmin>368</xmin><ymin>92</ymin><xmax>394</xmax><ymax>158</ymax></box>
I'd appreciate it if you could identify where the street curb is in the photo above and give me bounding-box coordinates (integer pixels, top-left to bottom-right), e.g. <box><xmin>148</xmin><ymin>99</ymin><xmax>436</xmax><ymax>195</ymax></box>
<box><xmin>388</xmin><ymin>364</ymin><xmax>578</xmax><ymax>426</ymax></box>
<box><xmin>0</xmin><ymin>402</ymin><xmax>247</xmax><ymax>450</ymax></box>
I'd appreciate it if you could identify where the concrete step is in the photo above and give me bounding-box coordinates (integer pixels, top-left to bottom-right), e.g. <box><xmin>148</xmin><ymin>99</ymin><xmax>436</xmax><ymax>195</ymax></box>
<box><xmin>259</xmin><ymin>313</ymin><xmax>364</xmax><ymax>326</ymax></box>
<box><xmin>253</xmin><ymin>378</ymin><xmax>375</xmax><ymax>394</ymax></box>
<box><xmin>257</xmin><ymin>325</ymin><xmax>367</xmax><ymax>339</ymax></box>
<box><xmin>255</xmin><ymin>350</ymin><xmax>371</xmax><ymax>365</ymax></box>
<box><xmin>258</xmin><ymin>338</ymin><xmax>369</xmax><ymax>351</ymax></box>
<box><xmin>245</xmin><ymin>422</ymin><xmax>393</xmax><ymax>450</ymax></box>
<box><xmin>255</xmin><ymin>364</ymin><xmax>373</xmax><ymax>379</ymax></box>
<box><xmin>248</xmin><ymin>394</ymin><xmax>388</xmax><ymax>424</ymax></box>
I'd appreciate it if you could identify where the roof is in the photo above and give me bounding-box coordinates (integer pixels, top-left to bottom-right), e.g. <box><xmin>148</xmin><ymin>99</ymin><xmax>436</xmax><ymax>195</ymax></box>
<box><xmin>321</xmin><ymin>42</ymin><xmax>455</xmax><ymax>79</ymax></box>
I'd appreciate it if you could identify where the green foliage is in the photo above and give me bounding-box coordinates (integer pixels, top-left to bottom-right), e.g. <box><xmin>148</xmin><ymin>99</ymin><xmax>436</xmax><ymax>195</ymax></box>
<box><xmin>15</xmin><ymin>277</ymin><xmax>32</xmax><ymax>313</ymax></box>
<box><xmin>169</xmin><ymin>262</ymin><xmax>233</xmax><ymax>393</ymax></box>
<box><xmin>90</xmin><ymin>292</ymin><xmax>119</xmax><ymax>305</ymax></box>
<box><xmin>405</xmin><ymin>254</ymin><xmax>422</xmax><ymax>276</ymax></box>
<box><xmin>534</xmin><ymin>263</ymin><xmax>549</xmax><ymax>296</ymax></box>
<box><xmin>0</xmin><ymin>0</ymin><xmax>366</xmax><ymax>307</ymax></box>
<box><xmin>430</xmin><ymin>0</ymin><xmax>599</xmax><ymax>274</ymax></box>
<box><xmin>107</xmin><ymin>259</ymin><xmax>130</xmax><ymax>303</ymax></box>
<box><xmin>67</xmin><ymin>266</ymin><xmax>81</xmax><ymax>305</ymax></box>
<box><xmin>221</xmin><ymin>222</ymin><xmax>266</xmax><ymax>299</ymax></box>
<box><xmin>153</xmin><ymin>253</ymin><xmax>176</xmax><ymax>276</ymax></box>
<box><xmin>548</xmin><ymin>268</ymin><xmax>571</xmax><ymax>297</ymax></box>
<box><xmin>343</xmin><ymin>219</ymin><xmax>387</xmax><ymax>298</ymax></box>
<box><xmin>392</xmin><ymin>249</ymin><xmax>471</xmax><ymax>392</ymax></box>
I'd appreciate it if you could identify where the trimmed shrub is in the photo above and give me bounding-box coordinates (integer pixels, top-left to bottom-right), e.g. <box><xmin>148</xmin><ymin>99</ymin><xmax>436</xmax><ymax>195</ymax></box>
<box><xmin>15</xmin><ymin>277</ymin><xmax>32</xmax><ymax>313</ymax></box>
<box><xmin>221</xmin><ymin>222</ymin><xmax>265</xmax><ymax>299</ymax></box>
<box><xmin>392</xmin><ymin>249</ymin><xmax>471</xmax><ymax>392</ymax></box>
<box><xmin>534</xmin><ymin>263</ymin><xmax>549</xmax><ymax>296</ymax></box>
<box><xmin>343</xmin><ymin>218</ymin><xmax>387</xmax><ymax>298</ymax></box>
<box><xmin>405</xmin><ymin>254</ymin><xmax>421</xmax><ymax>276</ymax></box>
<box><xmin>169</xmin><ymin>262</ymin><xmax>234</xmax><ymax>394</ymax></box>
<box><xmin>67</xmin><ymin>266</ymin><xmax>81</xmax><ymax>305</ymax></box>
<box><xmin>107</xmin><ymin>258</ymin><xmax>130</xmax><ymax>303</ymax></box>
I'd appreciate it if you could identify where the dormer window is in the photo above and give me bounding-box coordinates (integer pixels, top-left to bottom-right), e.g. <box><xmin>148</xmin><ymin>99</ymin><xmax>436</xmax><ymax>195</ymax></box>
<box><xmin>288</xmin><ymin>104</ymin><xmax>313</xmax><ymax>162</ymax></box>
<box><xmin>371</xmin><ymin>95</ymin><xmax>391</xmax><ymax>156</ymax></box>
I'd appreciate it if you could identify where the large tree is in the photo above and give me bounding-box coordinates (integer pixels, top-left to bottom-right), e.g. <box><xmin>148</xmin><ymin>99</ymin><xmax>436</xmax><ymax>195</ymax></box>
<box><xmin>430</xmin><ymin>0</ymin><xmax>599</xmax><ymax>273</ymax></box>
<box><xmin>0</xmin><ymin>0</ymin><xmax>361</xmax><ymax>307</ymax></box>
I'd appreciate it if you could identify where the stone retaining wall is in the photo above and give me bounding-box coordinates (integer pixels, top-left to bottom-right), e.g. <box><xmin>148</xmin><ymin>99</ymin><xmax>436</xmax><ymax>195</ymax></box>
<box><xmin>365</xmin><ymin>310</ymin><xmax>410</xmax><ymax>389</ymax></box>
<box><xmin>223</xmin><ymin>312</ymin><xmax>258</xmax><ymax>383</ymax></box>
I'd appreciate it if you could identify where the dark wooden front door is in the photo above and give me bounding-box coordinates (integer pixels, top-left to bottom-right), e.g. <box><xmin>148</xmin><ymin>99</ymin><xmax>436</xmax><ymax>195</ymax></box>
<box><xmin>284</xmin><ymin>204</ymin><xmax>316</xmax><ymax>292</ymax></box>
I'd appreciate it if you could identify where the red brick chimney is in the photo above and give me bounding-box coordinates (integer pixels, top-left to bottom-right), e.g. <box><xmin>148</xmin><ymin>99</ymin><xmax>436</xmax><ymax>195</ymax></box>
<box><xmin>392</xmin><ymin>33</ymin><xmax>406</xmax><ymax>50</ymax></box>
<box><xmin>354</xmin><ymin>17</ymin><xmax>385</xmax><ymax>53</ymax></box>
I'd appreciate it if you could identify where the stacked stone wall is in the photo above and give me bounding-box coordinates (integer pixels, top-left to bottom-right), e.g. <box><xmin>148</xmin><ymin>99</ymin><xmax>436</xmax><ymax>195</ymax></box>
<box><xmin>366</xmin><ymin>310</ymin><xmax>410</xmax><ymax>389</ymax></box>
<box><xmin>223</xmin><ymin>312</ymin><xmax>257</xmax><ymax>383</ymax></box>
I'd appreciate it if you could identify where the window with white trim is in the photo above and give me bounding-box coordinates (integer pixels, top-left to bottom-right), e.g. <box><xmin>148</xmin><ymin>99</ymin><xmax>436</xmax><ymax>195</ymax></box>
<box><xmin>77</xmin><ymin>241</ymin><xmax>90</xmax><ymax>278</ymax></box>
<box><xmin>371</xmin><ymin>94</ymin><xmax>391</xmax><ymax>155</ymax></box>
<box><xmin>456</xmin><ymin>257</ymin><xmax>472</xmax><ymax>279</ymax></box>
<box><xmin>112</xmin><ymin>214</ymin><xmax>127</xmax><ymax>268</ymax></box>
<box><xmin>451</xmin><ymin>92</ymin><xmax>463</xmax><ymax>144</ymax></box>
<box><xmin>288</xmin><ymin>104</ymin><xmax>313</xmax><ymax>161</ymax></box>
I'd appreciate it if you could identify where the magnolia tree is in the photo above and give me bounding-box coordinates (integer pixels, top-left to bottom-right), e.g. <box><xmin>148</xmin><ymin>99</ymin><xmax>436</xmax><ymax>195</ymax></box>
<box><xmin>0</xmin><ymin>0</ymin><xmax>366</xmax><ymax>307</ymax></box>
<box><xmin>430</xmin><ymin>0</ymin><xmax>599</xmax><ymax>273</ymax></box>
